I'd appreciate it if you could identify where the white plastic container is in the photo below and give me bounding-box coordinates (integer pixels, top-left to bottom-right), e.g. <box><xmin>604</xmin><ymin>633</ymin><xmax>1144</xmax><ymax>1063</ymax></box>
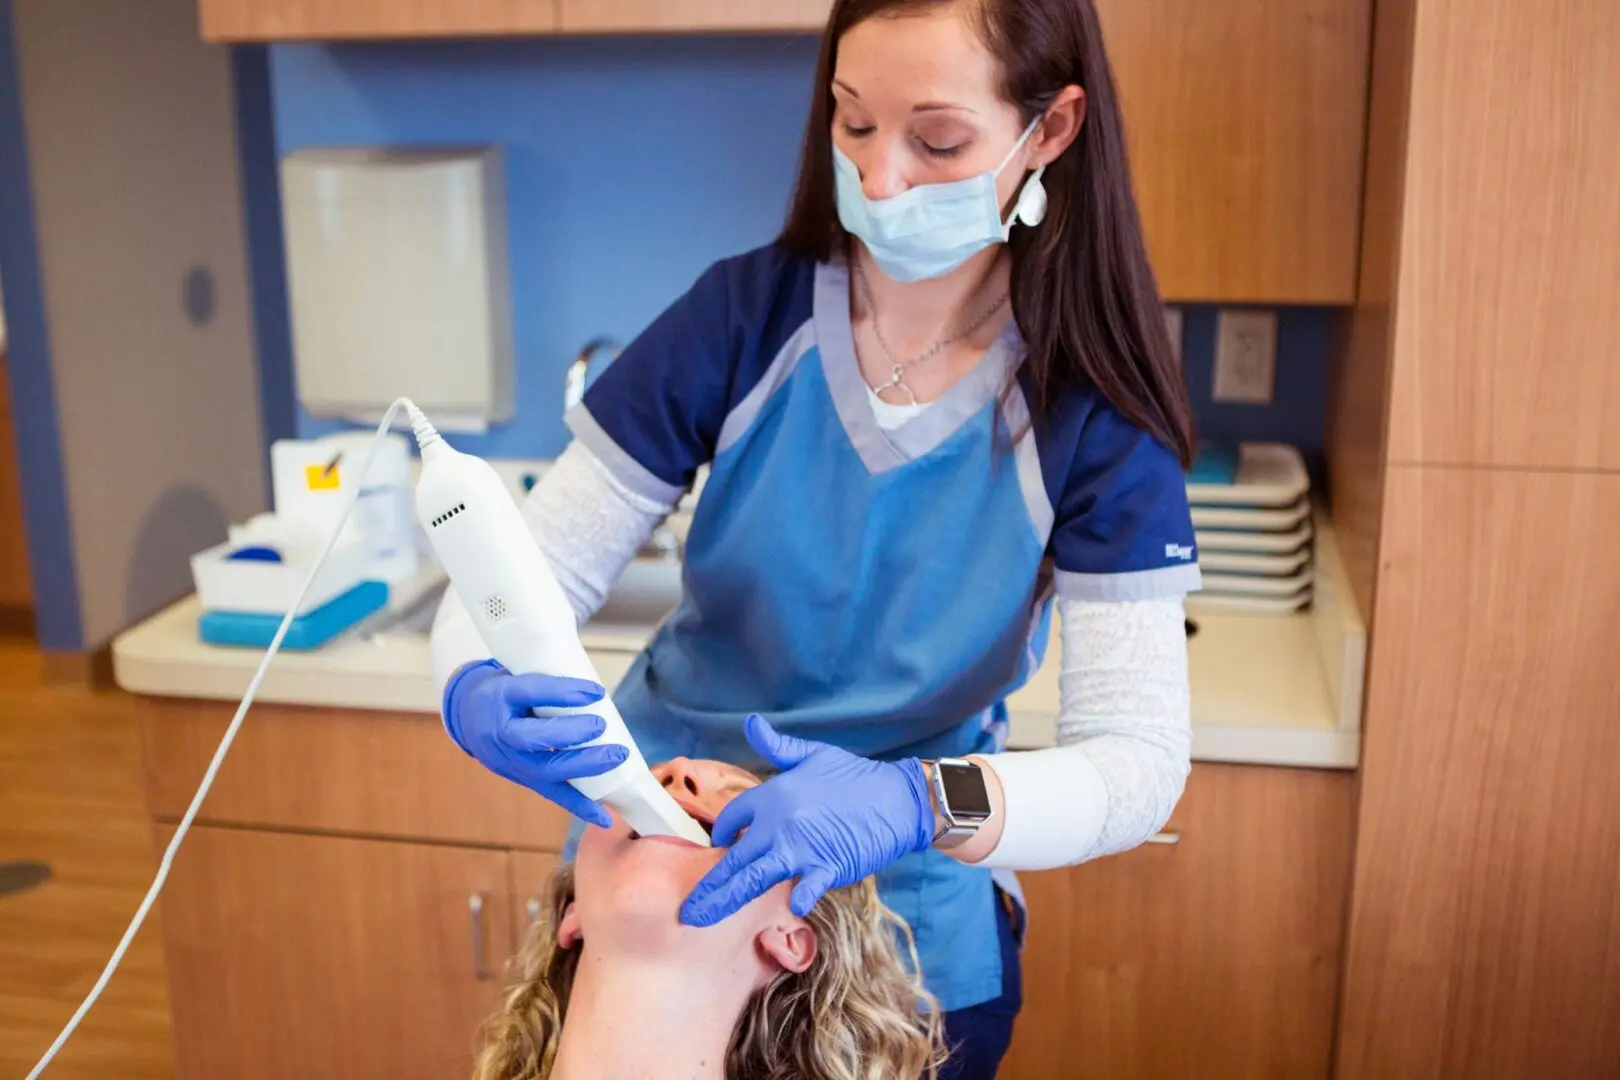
<box><xmin>272</xmin><ymin>432</ymin><xmax>421</xmax><ymax>584</ymax></box>
<box><xmin>1186</xmin><ymin>443</ymin><xmax>1311</xmax><ymax>508</ymax></box>
<box><xmin>191</xmin><ymin>513</ymin><xmax>368</xmax><ymax>616</ymax></box>
<box><xmin>1198</xmin><ymin>546</ymin><xmax>1312</xmax><ymax>576</ymax></box>
<box><xmin>1191</xmin><ymin>498</ymin><xmax>1312</xmax><ymax>532</ymax></box>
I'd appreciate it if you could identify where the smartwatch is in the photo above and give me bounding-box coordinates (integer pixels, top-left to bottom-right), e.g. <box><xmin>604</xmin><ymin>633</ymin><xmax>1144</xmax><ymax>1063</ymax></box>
<box><xmin>923</xmin><ymin>758</ymin><xmax>994</xmax><ymax>850</ymax></box>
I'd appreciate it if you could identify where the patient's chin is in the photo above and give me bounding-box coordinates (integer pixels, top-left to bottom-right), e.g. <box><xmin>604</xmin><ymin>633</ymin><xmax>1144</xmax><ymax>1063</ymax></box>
<box><xmin>575</xmin><ymin>824</ymin><xmax>729</xmax><ymax>950</ymax></box>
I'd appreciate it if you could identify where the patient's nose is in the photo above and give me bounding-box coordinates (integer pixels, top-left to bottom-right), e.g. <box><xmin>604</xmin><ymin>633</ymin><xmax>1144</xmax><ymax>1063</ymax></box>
<box><xmin>660</xmin><ymin>757</ymin><xmax>705</xmax><ymax>800</ymax></box>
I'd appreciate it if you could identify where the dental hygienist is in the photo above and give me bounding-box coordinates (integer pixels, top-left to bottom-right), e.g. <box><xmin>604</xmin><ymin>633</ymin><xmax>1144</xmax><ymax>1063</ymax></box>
<box><xmin>431</xmin><ymin>0</ymin><xmax>1198</xmax><ymax>1075</ymax></box>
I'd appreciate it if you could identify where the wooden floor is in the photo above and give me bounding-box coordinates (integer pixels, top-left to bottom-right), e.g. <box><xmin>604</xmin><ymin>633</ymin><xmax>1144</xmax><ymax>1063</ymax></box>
<box><xmin>0</xmin><ymin>632</ymin><xmax>174</xmax><ymax>1079</ymax></box>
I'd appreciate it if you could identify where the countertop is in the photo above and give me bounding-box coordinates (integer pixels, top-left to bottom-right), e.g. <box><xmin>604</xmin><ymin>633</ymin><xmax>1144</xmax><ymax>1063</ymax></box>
<box><xmin>113</xmin><ymin>511</ymin><xmax>1363</xmax><ymax>770</ymax></box>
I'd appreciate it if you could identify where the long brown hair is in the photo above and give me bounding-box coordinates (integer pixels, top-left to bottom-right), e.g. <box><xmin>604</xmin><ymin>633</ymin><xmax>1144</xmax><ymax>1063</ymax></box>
<box><xmin>779</xmin><ymin>0</ymin><xmax>1196</xmax><ymax>466</ymax></box>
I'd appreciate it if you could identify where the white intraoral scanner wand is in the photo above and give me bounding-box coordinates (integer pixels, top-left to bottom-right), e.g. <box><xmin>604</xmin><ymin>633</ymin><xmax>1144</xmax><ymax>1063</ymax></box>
<box><xmin>406</xmin><ymin>403</ymin><xmax>710</xmax><ymax>847</ymax></box>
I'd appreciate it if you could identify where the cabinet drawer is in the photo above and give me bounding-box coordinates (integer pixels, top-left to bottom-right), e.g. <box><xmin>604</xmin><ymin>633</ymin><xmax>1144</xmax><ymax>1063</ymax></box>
<box><xmin>139</xmin><ymin>698</ymin><xmax>571</xmax><ymax>850</ymax></box>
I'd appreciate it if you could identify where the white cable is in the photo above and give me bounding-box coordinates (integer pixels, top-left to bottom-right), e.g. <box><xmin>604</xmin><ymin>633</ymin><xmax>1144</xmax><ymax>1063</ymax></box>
<box><xmin>27</xmin><ymin>397</ymin><xmax>428</xmax><ymax>1079</ymax></box>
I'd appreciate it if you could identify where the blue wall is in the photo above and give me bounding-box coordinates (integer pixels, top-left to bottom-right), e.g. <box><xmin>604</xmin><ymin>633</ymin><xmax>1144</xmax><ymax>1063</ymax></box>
<box><xmin>271</xmin><ymin>36</ymin><xmax>821</xmax><ymax>458</ymax></box>
<box><xmin>0</xmin><ymin>0</ymin><xmax>85</xmax><ymax>648</ymax></box>
<box><xmin>268</xmin><ymin>36</ymin><xmax>1327</xmax><ymax>460</ymax></box>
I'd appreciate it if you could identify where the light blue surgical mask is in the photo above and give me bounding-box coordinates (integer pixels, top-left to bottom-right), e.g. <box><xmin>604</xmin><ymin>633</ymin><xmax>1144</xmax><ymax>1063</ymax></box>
<box><xmin>834</xmin><ymin>116</ymin><xmax>1049</xmax><ymax>284</ymax></box>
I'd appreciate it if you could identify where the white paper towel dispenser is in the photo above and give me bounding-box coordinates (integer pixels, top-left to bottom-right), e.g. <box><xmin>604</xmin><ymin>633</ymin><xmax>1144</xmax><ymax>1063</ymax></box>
<box><xmin>279</xmin><ymin>147</ymin><xmax>514</xmax><ymax>432</ymax></box>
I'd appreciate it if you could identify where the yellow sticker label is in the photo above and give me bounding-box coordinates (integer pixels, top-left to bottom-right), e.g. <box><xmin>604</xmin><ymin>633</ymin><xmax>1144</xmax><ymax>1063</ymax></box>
<box><xmin>305</xmin><ymin>463</ymin><xmax>342</xmax><ymax>491</ymax></box>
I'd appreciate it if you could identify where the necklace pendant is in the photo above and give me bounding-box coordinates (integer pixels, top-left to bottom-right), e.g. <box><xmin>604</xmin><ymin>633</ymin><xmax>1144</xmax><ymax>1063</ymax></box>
<box><xmin>888</xmin><ymin>363</ymin><xmax>906</xmax><ymax>387</ymax></box>
<box><xmin>876</xmin><ymin>379</ymin><xmax>919</xmax><ymax>407</ymax></box>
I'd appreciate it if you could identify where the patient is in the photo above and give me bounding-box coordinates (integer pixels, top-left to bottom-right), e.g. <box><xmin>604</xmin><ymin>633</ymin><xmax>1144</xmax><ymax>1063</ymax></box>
<box><xmin>472</xmin><ymin>758</ymin><xmax>946</xmax><ymax>1080</ymax></box>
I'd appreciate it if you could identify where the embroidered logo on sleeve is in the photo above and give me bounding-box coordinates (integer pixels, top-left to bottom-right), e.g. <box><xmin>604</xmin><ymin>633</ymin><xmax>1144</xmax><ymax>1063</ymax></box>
<box><xmin>1165</xmin><ymin>543</ymin><xmax>1195</xmax><ymax>561</ymax></box>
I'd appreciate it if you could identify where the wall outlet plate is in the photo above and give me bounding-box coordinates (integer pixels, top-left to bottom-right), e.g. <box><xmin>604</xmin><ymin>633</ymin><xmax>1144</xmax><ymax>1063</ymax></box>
<box><xmin>1164</xmin><ymin>306</ymin><xmax>1184</xmax><ymax>366</ymax></box>
<box><xmin>1213</xmin><ymin>309</ymin><xmax>1278</xmax><ymax>404</ymax></box>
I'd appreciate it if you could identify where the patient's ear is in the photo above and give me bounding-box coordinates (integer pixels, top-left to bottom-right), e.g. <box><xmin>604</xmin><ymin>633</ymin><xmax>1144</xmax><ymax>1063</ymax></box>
<box><xmin>758</xmin><ymin>922</ymin><xmax>817</xmax><ymax>974</ymax></box>
<box><xmin>557</xmin><ymin>902</ymin><xmax>583</xmax><ymax>949</ymax></box>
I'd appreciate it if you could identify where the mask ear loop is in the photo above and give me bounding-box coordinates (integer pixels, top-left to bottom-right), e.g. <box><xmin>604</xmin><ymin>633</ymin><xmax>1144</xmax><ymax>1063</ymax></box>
<box><xmin>994</xmin><ymin>114</ymin><xmax>1045</xmax><ymax>175</ymax></box>
<box><xmin>997</xmin><ymin>114</ymin><xmax>1050</xmax><ymax>233</ymax></box>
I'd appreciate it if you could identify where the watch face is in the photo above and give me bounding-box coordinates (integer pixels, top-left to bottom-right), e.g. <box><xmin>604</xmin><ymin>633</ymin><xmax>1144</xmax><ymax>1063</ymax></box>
<box><xmin>938</xmin><ymin>761</ymin><xmax>993</xmax><ymax>817</ymax></box>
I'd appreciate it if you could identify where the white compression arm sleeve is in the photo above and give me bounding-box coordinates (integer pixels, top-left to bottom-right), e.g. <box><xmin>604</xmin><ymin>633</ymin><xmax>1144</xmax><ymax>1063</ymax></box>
<box><xmin>975</xmin><ymin>596</ymin><xmax>1192</xmax><ymax>871</ymax></box>
<box><xmin>428</xmin><ymin>440</ymin><xmax>678</xmax><ymax>696</ymax></box>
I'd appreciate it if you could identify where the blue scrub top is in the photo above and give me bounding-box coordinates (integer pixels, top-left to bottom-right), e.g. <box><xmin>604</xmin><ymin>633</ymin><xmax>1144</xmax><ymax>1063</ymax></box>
<box><xmin>568</xmin><ymin>244</ymin><xmax>1199</xmax><ymax>1011</ymax></box>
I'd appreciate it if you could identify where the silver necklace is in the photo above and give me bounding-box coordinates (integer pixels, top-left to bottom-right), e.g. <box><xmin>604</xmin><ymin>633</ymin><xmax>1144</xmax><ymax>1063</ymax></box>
<box><xmin>854</xmin><ymin>258</ymin><xmax>1009</xmax><ymax>406</ymax></box>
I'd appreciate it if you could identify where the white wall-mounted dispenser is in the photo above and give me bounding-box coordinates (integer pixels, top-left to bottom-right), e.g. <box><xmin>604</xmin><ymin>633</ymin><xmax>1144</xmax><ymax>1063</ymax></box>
<box><xmin>279</xmin><ymin>147</ymin><xmax>514</xmax><ymax>433</ymax></box>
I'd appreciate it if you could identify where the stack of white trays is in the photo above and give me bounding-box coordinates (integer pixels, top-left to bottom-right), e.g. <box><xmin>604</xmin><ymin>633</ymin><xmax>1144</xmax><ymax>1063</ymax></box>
<box><xmin>1186</xmin><ymin>443</ymin><xmax>1313</xmax><ymax>615</ymax></box>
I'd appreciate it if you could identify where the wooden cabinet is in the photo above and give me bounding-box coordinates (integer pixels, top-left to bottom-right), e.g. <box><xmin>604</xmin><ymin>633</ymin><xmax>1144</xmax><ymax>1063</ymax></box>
<box><xmin>1002</xmin><ymin>763</ymin><xmax>1355</xmax><ymax>1080</ymax></box>
<box><xmin>139</xmin><ymin>699</ymin><xmax>571</xmax><ymax>1080</ymax></box>
<box><xmin>198</xmin><ymin>0</ymin><xmax>559</xmax><ymax>40</ymax></box>
<box><xmin>195</xmin><ymin>0</ymin><xmax>832</xmax><ymax>39</ymax></box>
<box><xmin>157</xmin><ymin>825</ymin><xmax>515</xmax><ymax>1080</ymax></box>
<box><xmin>139</xmin><ymin>697</ymin><xmax>1358</xmax><ymax>1080</ymax></box>
<box><xmin>1097</xmin><ymin>0</ymin><xmax>1372</xmax><ymax>302</ymax></box>
<box><xmin>1382</xmin><ymin>0</ymin><xmax>1620</xmax><ymax>472</ymax></box>
<box><xmin>194</xmin><ymin>0</ymin><xmax>1370</xmax><ymax>303</ymax></box>
<box><xmin>557</xmin><ymin>0</ymin><xmax>829</xmax><ymax>33</ymax></box>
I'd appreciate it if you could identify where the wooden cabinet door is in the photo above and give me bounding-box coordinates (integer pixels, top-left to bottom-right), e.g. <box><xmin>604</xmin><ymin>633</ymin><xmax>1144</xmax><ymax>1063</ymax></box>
<box><xmin>198</xmin><ymin>0</ymin><xmax>558</xmax><ymax>41</ymax></box>
<box><xmin>1098</xmin><ymin>0</ymin><xmax>1371</xmax><ymax>302</ymax></box>
<box><xmin>158</xmin><ymin>825</ymin><xmax>515</xmax><ymax>1080</ymax></box>
<box><xmin>1381</xmin><ymin>0</ymin><xmax>1620</xmax><ymax>471</ymax></box>
<box><xmin>556</xmin><ymin>0</ymin><xmax>829</xmax><ymax>33</ymax></box>
<box><xmin>1001</xmin><ymin>764</ymin><xmax>1354</xmax><ymax>1080</ymax></box>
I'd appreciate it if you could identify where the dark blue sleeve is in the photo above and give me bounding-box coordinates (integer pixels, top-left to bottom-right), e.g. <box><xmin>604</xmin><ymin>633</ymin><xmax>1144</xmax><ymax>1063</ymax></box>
<box><xmin>565</xmin><ymin>244</ymin><xmax>810</xmax><ymax>502</ymax></box>
<box><xmin>1047</xmin><ymin>397</ymin><xmax>1201</xmax><ymax>602</ymax></box>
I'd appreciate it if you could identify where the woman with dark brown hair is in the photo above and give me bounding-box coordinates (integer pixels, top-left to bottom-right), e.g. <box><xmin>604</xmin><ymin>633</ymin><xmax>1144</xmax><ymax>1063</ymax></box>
<box><xmin>434</xmin><ymin>2</ymin><xmax>1199</xmax><ymax>1075</ymax></box>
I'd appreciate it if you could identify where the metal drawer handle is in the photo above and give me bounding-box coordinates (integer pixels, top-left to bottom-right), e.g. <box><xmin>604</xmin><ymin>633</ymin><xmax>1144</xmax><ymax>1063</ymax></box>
<box><xmin>468</xmin><ymin>892</ymin><xmax>491</xmax><ymax>981</ymax></box>
<box><xmin>1145</xmin><ymin>828</ymin><xmax>1181</xmax><ymax>846</ymax></box>
<box><xmin>525</xmin><ymin>896</ymin><xmax>542</xmax><ymax>925</ymax></box>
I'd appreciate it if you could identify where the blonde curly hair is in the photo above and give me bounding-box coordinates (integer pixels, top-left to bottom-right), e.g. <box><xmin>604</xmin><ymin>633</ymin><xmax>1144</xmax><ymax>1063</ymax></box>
<box><xmin>471</xmin><ymin>861</ymin><xmax>946</xmax><ymax>1080</ymax></box>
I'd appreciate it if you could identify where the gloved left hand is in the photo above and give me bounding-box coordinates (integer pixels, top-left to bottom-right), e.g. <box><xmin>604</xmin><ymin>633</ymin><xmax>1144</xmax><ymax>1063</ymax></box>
<box><xmin>679</xmin><ymin>714</ymin><xmax>934</xmax><ymax>927</ymax></box>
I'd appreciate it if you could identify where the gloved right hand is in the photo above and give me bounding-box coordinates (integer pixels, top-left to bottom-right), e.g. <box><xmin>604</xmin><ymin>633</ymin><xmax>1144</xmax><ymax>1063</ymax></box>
<box><xmin>442</xmin><ymin>659</ymin><xmax>628</xmax><ymax>828</ymax></box>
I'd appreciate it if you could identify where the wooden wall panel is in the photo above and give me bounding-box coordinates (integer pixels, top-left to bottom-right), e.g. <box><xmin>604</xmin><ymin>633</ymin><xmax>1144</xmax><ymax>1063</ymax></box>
<box><xmin>1335</xmin><ymin>466</ymin><xmax>1620</xmax><ymax>1079</ymax></box>
<box><xmin>1096</xmin><ymin>0</ymin><xmax>1371</xmax><ymax>302</ymax></box>
<box><xmin>199</xmin><ymin>0</ymin><xmax>558</xmax><ymax>41</ymax></box>
<box><xmin>1386</xmin><ymin>0</ymin><xmax>1620</xmax><ymax>470</ymax></box>
<box><xmin>1325</xmin><ymin>0</ymin><xmax>1415</xmax><ymax>620</ymax></box>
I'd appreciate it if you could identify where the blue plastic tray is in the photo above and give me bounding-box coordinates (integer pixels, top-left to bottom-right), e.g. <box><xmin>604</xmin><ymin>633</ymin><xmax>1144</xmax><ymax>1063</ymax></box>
<box><xmin>198</xmin><ymin>580</ymin><xmax>389</xmax><ymax>651</ymax></box>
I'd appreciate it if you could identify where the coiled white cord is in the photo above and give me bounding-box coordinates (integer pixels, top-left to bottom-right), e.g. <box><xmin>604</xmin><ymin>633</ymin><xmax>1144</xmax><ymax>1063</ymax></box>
<box><xmin>27</xmin><ymin>397</ymin><xmax>436</xmax><ymax>1079</ymax></box>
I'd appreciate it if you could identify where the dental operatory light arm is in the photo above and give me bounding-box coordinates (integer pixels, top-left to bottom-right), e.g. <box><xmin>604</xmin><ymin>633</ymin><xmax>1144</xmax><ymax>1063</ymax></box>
<box><xmin>26</xmin><ymin>398</ymin><xmax>704</xmax><ymax>1080</ymax></box>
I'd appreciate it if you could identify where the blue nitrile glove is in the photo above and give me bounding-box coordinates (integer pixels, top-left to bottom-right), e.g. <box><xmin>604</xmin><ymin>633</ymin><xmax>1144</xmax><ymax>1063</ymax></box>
<box><xmin>443</xmin><ymin>659</ymin><xmax>628</xmax><ymax>829</ymax></box>
<box><xmin>679</xmin><ymin>714</ymin><xmax>934</xmax><ymax>927</ymax></box>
